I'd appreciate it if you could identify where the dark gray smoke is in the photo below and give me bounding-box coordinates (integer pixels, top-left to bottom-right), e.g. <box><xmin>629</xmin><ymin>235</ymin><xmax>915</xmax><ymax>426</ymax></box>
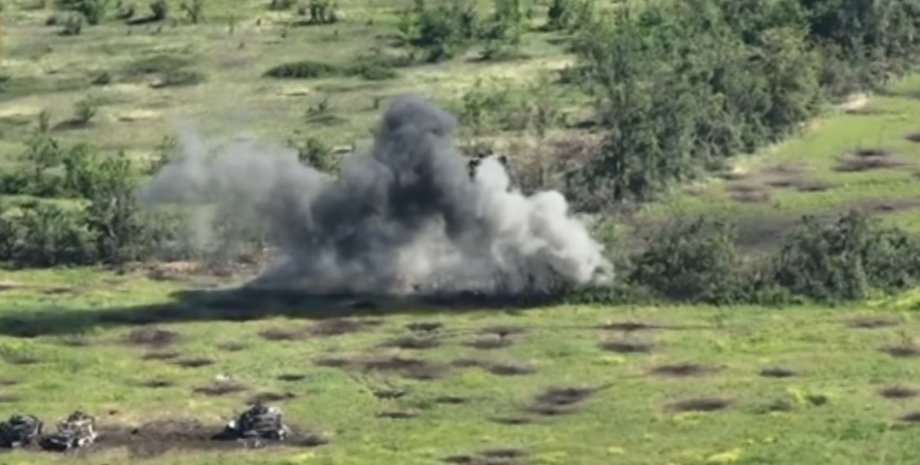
<box><xmin>138</xmin><ymin>96</ymin><xmax>612</xmax><ymax>295</ymax></box>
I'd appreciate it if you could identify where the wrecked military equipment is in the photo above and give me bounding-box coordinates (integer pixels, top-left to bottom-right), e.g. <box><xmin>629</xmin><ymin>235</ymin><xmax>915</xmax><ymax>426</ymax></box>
<box><xmin>0</xmin><ymin>414</ymin><xmax>43</xmax><ymax>448</ymax></box>
<box><xmin>219</xmin><ymin>404</ymin><xmax>290</xmax><ymax>441</ymax></box>
<box><xmin>39</xmin><ymin>411</ymin><xmax>97</xmax><ymax>451</ymax></box>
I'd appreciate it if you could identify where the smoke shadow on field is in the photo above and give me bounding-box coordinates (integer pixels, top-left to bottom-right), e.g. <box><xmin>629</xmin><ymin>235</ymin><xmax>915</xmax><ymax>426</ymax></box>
<box><xmin>0</xmin><ymin>286</ymin><xmax>567</xmax><ymax>337</ymax></box>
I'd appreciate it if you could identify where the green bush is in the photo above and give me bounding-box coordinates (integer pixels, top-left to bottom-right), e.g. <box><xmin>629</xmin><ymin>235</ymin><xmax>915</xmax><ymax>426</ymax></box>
<box><xmin>291</xmin><ymin>136</ymin><xmax>336</xmax><ymax>172</ymax></box>
<box><xmin>5</xmin><ymin>203</ymin><xmax>97</xmax><ymax>268</ymax></box>
<box><xmin>629</xmin><ymin>217</ymin><xmax>744</xmax><ymax>303</ymax></box>
<box><xmin>264</xmin><ymin>61</ymin><xmax>338</xmax><ymax>79</ymax></box>
<box><xmin>60</xmin><ymin>13</ymin><xmax>85</xmax><ymax>35</ymax></box>
<box><xmin>268</xmin><ymin>0</ymin><xmax>293</xmax><ymax>11</ymax></box>
<box><xmin>774</xmin><ymin>210</ymin><xmax>920</xmax><ymax>301</ymax></box>
<box><xmin>149</xmin><ymin>0</ymin><xmax>167</xmax><ymax>20</ymax></box>
<box><xmin>73</xmin><ymin>96</ymin><xmax>99</xmax><ymax>125</ymax></box>
<box><xmin>180</xmin><ymin>0</ymin><xmax>203</xmax><ymax>23</ymax></box>
<box><xmin>56</xmin><ymin>0</ymin><xmax>108</xmax><ymax>26</ymax></box>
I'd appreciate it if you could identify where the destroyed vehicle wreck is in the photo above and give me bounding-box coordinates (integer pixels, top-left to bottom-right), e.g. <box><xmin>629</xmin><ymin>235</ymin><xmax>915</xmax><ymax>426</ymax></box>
<box><xmin>0</xmin><ymin>414</ymin><xmax>43</xmax><ymax>448</ymax></box>
<box><xmin>215</xmin><ymin>404</ymin><xmax>291</xmax><ymax>442</ymax></box>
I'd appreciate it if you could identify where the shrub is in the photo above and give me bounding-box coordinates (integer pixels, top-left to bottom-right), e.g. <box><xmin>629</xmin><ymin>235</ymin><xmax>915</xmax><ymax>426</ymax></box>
<box><xmin>125</xmin><ymin>54</ymin><xmax>192</xmax><ymax>76</ymax></box>
<box><xmin>268</xmin><ymin>0</ymin><xmax>293</xmax><ymax>10</ymax></box>
<box><xmin>7</xmin><ymin>203</ymin><xmax>97</xmax><ymax>268</ymax></box>
<box><xmin>291</xmin><ymin>136</ymin><xmax>336</xmax><ymax>172</ymax></box>
<box><xmin>411</xmin><ymin>1</ymin><xmax>478</xmax><ymax>62</ymax></box>
<box><xmin>84</xmin><ymin>152</ymin><xmax>148</xmax><ymax>263</ymax></box>
<box><xmin>306</xmin><ymin>0</ymin><xmax>336</xmax><ymax>25</ymax></box>
<box><xmin>629</xmin><ymin>217</ymin><xmax>743</xmax><ymax>303</ymax></box>
<box><xmin>60</xmin><ymin>13</ymin><xmax>85</xmax><ymax>35</ymax></box>
<box><xmin>264</xmin><ymin>60</ymin><xmax>337</xmax><ymax>79</ymax></box>
<box><xmin>149</xmin><ymin>0</ymin><xmax>167</xmax><ymax>20</ymax></box>
<box><xmin>774</xmin><ymin>210</ymin><xmax>920</xmax><ymax>300</ymax></box>
<box><xmin>73</xmin><ymin>96</ymin><xmax>99</xmax><ymax>125</ymax></box>
<box><xmin>56</xmin><ymin>0</ymin><xmax>108</xmax><ymax>26</ymax></box>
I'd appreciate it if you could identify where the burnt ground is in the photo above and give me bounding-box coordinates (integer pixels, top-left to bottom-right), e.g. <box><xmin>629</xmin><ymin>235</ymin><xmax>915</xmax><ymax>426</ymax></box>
<box><xmin>6</xmin><ymin>418</ymin><xmax>328</xmax><ymax>458</ymax></box>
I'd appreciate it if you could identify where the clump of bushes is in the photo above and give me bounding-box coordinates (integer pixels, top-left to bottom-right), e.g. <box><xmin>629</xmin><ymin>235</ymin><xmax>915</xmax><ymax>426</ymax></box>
<box><xmin>264</xmin><ymin>60</ymin><xmax>338</xmax><ymax>79</ymax></box>
<box><xmin>620</xmin><ymin>210</ymin><xmax>920</xmax><ymax>304</ymax></box>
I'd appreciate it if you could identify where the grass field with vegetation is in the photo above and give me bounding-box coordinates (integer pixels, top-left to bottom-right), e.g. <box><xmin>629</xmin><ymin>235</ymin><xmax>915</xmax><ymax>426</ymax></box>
<box><xmin>6</xmin><ymin>0</ymin><xmax>920</xmax><ymax>463</ymax></box>
<box><xmin>3</xmin><ymin>269</ymin><xmax>920</xmax><ymax>465</ymax></box>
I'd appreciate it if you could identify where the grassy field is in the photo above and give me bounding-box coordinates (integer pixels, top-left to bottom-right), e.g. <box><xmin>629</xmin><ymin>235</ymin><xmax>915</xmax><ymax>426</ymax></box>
<box><xmin>2</xmin><ymin>268</ymin><xmax>920</xmax><ymax>464</ymax></box>
<box><xmin>7</xmin><ymin>1</ymin><xmax>920</xmax><ymax>464</ymax></box>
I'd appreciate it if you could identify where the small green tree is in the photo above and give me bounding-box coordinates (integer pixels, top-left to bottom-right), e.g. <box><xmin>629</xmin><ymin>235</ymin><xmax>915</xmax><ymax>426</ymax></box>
<box><xmin>73</xmin><ymin>96</ymin><xmax>99</xmax><ymax>125</ymax></box>
<box><xmin>150</xmin><ymin>0</ymin><xmax>167</xmax><ymax>20</ymax></box>
<box><xmin>84</xmin><ymin>152</ymin><xmax>147</xmax><ymax>263</ymax></box>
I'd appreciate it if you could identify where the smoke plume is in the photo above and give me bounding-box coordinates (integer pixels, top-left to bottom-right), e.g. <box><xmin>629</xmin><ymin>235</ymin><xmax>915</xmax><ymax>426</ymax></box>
<box><xmin>139</xmin><ymin>96</ymin><xmax>612</xmax><ymax>295</ymax></box>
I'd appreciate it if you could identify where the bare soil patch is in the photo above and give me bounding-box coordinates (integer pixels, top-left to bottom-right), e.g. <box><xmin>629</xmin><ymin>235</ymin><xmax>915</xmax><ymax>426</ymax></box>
<box><xmin>247</xmin><ymin>391</ymin><xmax>296</xmax><ymax>404</ymax></box>
<box><xmin>478</xmin><ymin>325</ymin><xmax>526</xmax><ymax>337</ymax></box>
<box><xmin>376</xmin><ymin>409</ymin><xmax>421</xmax><ymax>419</ymax></box>
<box><xmin>310</xmin><ymin>318</ymin><xmax>382</xmax><ymax>336</ymax></box>
<box><xmin>598</xmin><ymin>320</ymin><xmax>659</xmax><ymax>332</ymax></box>
<box><xmin>174</xmin><ymin>356</ymin><xmax>216</xmax><ymax>368</ymax></box>
<box><xmin>487</xmin><ymin>362</ymin><xmax>537</xmax><ymax>376</ymax></box>
<box><xmin>834</xmin><ymin>148</ymin><xmax>905</xmax><ymax>172</ymax></box>
<box><xmin>651</xmin><ymin>362</ymin><xmax>718</xmax><ymax>377</ymax></box>
<box><xmin>601</xmin><ymin>337</ymin><xmax>653</xmax><ymax>353</ymax></box>
<box><xmin>451</xmin><ymin>358</ymin><xmax>486</xmax><ymax>368</ymax></box>
<box><xmin>444</xmin><ymin>448</ymin><xmax>528</xmax><ymax>465</ymax></box>
<box><xmin>277</xmin><ymin>373</ymin><xmax>307</xmax><ymax>382</ymax></box>
<box><xmin>527</xmin><ymin>384</ymin><xmax>606</xmax><ymax>417</ymax></box>
<box><xmin>406</xmin><ymin>322</ymin><xmax>444</xmax><ymax>333</ymax></box>
<box><xmin>372</xmin><ymin>388</ymin><xmax>407</xmax><ymax>400</ymax></box>
<box><xmin>759</xmin><ymin>366</ymin><xmax>797</xmax><ymax>378</ymax></box>
<box><xmin>87</xmin><ymin>418</ymin><xmax>326</xmax><ymax>458</ymax></box>
<box><xmin>846</xmin><ymin>315</ymin><xmax>901</xmax><ymax>329</ymax></box>
<box><xmin>259</xmin><ymin>326</ymin><xmax>309</xmax><ymax>341</ymax></box>
<box><xmin>727</xmin><ymin>183</ymin><xmax>771</xmax><ymax>203</ymax></box>
<box><xmin>0</xmin><ymin>376</ymin><xmax>20</xmax><ymax>386</ymax></box>
<box><xmin>880</xmin><ymin>385</ymin><xmax>918</xmax><ymax>399</ymax></box>
<box><xmin>435</xmin><ymin>395</ymin><xmax>470</xmax><ymax>405</ymax></box>
<box><xmin>139</xmin><ymin>378</ymin><xmax>174</xmax><ymax>389</ymax></box>
<box><xmin>668</xmin><ymin>396</ymin><xmax>732</xmax><ymax>412</ymax></box>
<box><xmin>905</xmin><ymin>131</ymin><xmax>920</xmax><ymax>143</ymax></box>
<box><xmin>882</xmin><ymin>343</ymin><xmax>920</xmax><ymax>358</ymax></box>
<box><xmin>465</xmin><ymin>335</ymin><xmax>514</xmax><ymax>350</ymax></box>
<box><xmin>124</xmin><ymin>328</ymin><xmax>180</xmax><ymax>347</ymax></box>
<box><xmin>316</xmin><ymin>353</ymin><xmax>450</xmax><ymax>380</ymax></box>
<box><xmin>383</xmin><ymin>335</ymin><xmax>441</xmax><ymax>350</ymax></box>
<box><xmin>142</xmin><ymin>350</ymin><xmax>180</xmax><ymax>361</ymax></box>
<box><xmin>898</xmin><ymin>411</ymin><xmax>920</xmax><ymax>422</ymax></box>
<box><xmin>192</xmin><ymin>380</ymin><xmax>247</xmax><ymax>396</ymax></box>
<box><xmin>57</xmin><ymin>335</ymin><xmax>92</xmax><ymax>347</ymax></box>
<box><xmin>0</xmin><ymin>394</ymin><xmax>20</xmax><ymax>403</ymax></box>
<box><xmin>490</xmin><ymin>416</ymin><xmax>533</xmax><ymax>425</ymax></box>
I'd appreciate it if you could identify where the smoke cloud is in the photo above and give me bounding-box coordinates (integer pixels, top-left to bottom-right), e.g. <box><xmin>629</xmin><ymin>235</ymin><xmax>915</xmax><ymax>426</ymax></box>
<box><xmin>138</xmin><ymin>95</ymin><xmax>612</xmax><ymax>295</ymax></box>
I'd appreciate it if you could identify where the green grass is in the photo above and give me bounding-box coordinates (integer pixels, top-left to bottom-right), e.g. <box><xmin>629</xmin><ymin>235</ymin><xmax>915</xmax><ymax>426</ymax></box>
<box><xmin>2</xmin><ymin>268</ymin><xmax>920</xmax><ymax>464</ymax></box>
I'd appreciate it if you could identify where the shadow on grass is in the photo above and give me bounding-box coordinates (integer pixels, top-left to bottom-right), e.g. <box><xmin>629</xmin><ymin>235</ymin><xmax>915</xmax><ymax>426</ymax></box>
<box><xmin>0</xmin><ymin>286</ymin><xmax>589</xmax><ymax>337</ymax></box>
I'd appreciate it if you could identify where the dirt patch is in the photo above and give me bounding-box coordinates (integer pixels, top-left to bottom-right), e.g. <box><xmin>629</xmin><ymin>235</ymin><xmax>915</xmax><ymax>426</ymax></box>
<box><xmin>651</xmin><ymin>362</ymin><xmax>718</xmax><ymax>377</ymax></box>
<box><xmin>882</xmin><ymin>343</ymin><xmax>920</xmax><ymax>358</ymax></box>
<box><xmin>451</xmin><ymin>358</ymin><xmax>486</xmax><ymax>368</ymax></box>
<box><xmin>598</xmin><ymin>320</ymin><xmax>659</xmax><ymax>332</ymax></box>
<box><xmin>174</xmin><ymin>356</ymin><xmax>215</xmax><ymax>368</ymax></box>
<box><xmin>247</xmin><ymin>391</ymin><xmax>296</xmax><ymax>404</ymax></box>
<box><xmin>142</xmin><ymin>350</ymin><xmax>180</xmax><ymax>361</ymax></box>
<box><xmin>435</xmin><ymin>395</ymin><xmax>470</xmax><ymax>405</ymax></box>
<box><xmin>465</xmin><ymin>335</ymin><xmax>514</xmax><ymax>350</ymax></box>
<box><xmin>857</xmin><ymin>197</ymin><xmax>920</xmax><ymax>214</ymax></box>
<box><xmin>124</xmin><ymin>328</ymin><xmax>180</xmax><ymax>347</ymax></box>
<box><xmin>490</xmin><ymin>416</ymin><xmax>532</xmax><ymax>425</ymax></box>
<box><xmin>759</xmin><ymin>366</ymin><xmax>797</xmax><ymax>378</ymax></box>
<box><xmin>767</xmin><ymin>177</ymin><xmax>834</xmax><ymax>192</ymax></box>
<box><xmin>89</xmin><ymin>418</ymin><xmax>326</xmax><ymax>458</ymax></box>
<box><xmin>372</xmin><ymin>388</ymin><xmax>407</xmax><ymax>400</ymax></box>
<box><xmin>880</xmin><ymin>385</ymin><xmax>918</xmax><ymax>399</ymax></box>
<box><xmin>376</xmin><ymin>409</ymin><xmax>421</xmax><ymax>419</ymax></box>
<box><xmin>846</xmin><ymin>315</ymin><xmax>901</xmax><ymax>329</ymax></box>
<box><xmin>0</xmin><ymin>376</ymin><xmax>20</xmax><ymax>386</ymax></box>
<box><xmin>834</xmin><ymin>148</ymin><xmax>905</xmax><ymax>172</ymax></box>
<box><xmin>727</xmin><ymin>184</ymin><xmax>771</xmax><ymax>203</ymax></box>
<box><xmin>600</xmin><ymin>337</ymin><xmax>653</xmax><ymax>353</ymax></box>
<box><xmin>406</xmin><ymin>321</ymin><xmax>444</xmax><ymax>333</ymax></box>
<box><xmin>277</xmin><ymin>373</ymin><xmax>307</xmax><ymax>382</ymax></box>
<box><xmin>58</xmin><ymin>335</ymin><xmax>92</xmax><ymax>347</ymax></box>
<box><xmin>139</xmin><ymin>378</ymin><xmax>174</xmax><ymax>389</ymax></box>
<box><xmin>444</xmin><ymin>448</ymin><xmax>528</xmax><ymax>465</ymax></box>
<box><xmin>193</xmin><ymin>380</ymin><xmax>247</xmax><ymax>396</ymax></box>
<box><xmin>218</xmin><ymin>342</ymin><xmax>247</xmax><ymax>352</ymax></box>
<box><xmin>906</xmin><ymin>131</ymin><xmax>920</xmax><ymax>143</ymax></box>
<box><xmin>0</xmin><ymin>394</ymin><xmax>20</xmax><ymax>403</ymax></box>
<box><xmin>317</xmin><ymin>353</ymin><xmax>449</xmax><ymax>380</ymax></box>
<box><xmin>898</xmin><ymin>411</ymin><xmax>920</xmax><ymax>422</ymax></box>
<box><xmin>259</xmin><ymin>326</ymin><xmax>309</xmax><ymax>341</ymax></box>
<box><xmin>310</xmin><ymin>318</ymin><xmax>382</xmax><ymax>336</ymax></box>
<box><xmin>667</xmin><ymin>396</ymin><xmax>732</xmax><ymax>412</ymax></box>
<box><xmin>487</xmin><ymin>362</ymin><xmax>537</xmax><ymax>376</ymax></box>
<box><xmin>478</xmin><ymin>325</ymin><xmax>526</xmax><ymax>337</ymax></box>
<box><xmin>383</xmin><ymin>335</ymin><xmax>441</xmax><ymax>350</ymax></box>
